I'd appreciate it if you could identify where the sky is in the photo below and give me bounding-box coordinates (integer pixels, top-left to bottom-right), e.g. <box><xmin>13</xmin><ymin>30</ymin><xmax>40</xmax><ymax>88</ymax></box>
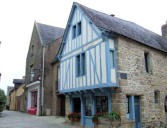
<box><xmin>0</xmin><ymin>0</ymin><xmax>167</xmax><ymax>94</ymax></box>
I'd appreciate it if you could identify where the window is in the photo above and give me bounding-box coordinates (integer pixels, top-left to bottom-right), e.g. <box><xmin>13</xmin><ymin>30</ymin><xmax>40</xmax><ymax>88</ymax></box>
<box><xmin>144</xmin><ymin>52</ymin><xmax>150</xmax><ymax>73</ymax></box>
<box><xmin>85</xmin><ymin>97</ymin><xmax>92</xmax><ymax>116</ymax></box>
<box><xmin>72</xmin><ymin>21</ymin><xmax>82</xmax><ymax>39</ymax></box>
<box><xmin>96</xmin><ymin>96</ymin><xmax>108</xmax><ymax>113</ymax></box>
<box><xmin>72</xmin><ymin>25</ymin><xmax>76</xmax><ymax>39</ymax></box>
<box><xmin>31</xmin><ymin>91</ymin><xmax>37</xmax><ymax>108</ymax></box>
<box><xmin>31</xmin><ymin>45</ymin><xmax>34</xmax><ymax>57</ymax></box>
<box><xmin>126</xmin><ymin>95</ymin><xmax>133</xmax><ymax>120</ymax></box>
<box><xmin>126</xmin><ymin>96</ymin><xmax>130</xmax><ymax>115</ymax></box>
<box><xmin>76</xmin><ymin>55</ymin><xmax>80</xmax><ymax>76</ymax></box>
<box><xmin>77</xmin><ymin>22</ymin><xmax>81</xmax><ymax>36</ymax></box>
<box><xmin>110</xmin><ymin>50</ymin><xmax>114</xmax><ymax>68</ymax></box>
<box><xmin>30</xmin><ymin>65</ymin><xmax>34</xmax><ymax>82</ymax></box>
<box><xmin>154</xmin><ymin>90</ymin><xmax>160</xmax><ymax>104</ymax></box>
<box><xmin>76</xmin><ymin>53</ymin><xmax>85</xmax><ymax>76</ymax></box>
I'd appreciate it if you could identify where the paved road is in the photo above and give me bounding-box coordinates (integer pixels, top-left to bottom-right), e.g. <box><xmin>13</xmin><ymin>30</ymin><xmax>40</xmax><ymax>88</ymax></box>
<box><xmin>0</xmin><ymin>111</ymin><xmax>77</xmax><ymax>128</ymax></box>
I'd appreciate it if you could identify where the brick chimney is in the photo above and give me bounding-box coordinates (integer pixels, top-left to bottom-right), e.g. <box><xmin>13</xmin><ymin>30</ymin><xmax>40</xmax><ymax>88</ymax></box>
<box><xmin>161</xmin><ymin>21</ymin><xmax>167</xmax><ymax>38</ymax></box>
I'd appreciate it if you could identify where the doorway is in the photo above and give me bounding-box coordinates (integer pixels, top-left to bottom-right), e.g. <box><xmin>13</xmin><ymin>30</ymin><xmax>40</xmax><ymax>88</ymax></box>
<box><xmin>134</xmin><ymin>96</ymin><xmax>141</xmax><ymax>128</ymax></box>
<box><xmin>73</xmin><ymin>98</ymin><xmax>81</xmax><ymax>113</ymax></box>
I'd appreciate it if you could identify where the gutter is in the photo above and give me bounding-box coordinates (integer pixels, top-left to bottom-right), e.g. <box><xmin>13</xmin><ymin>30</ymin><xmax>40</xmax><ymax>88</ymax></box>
<box><xmin>35</xmin><ymin>22</ymin><xmax>45</xmax><ymax>116</ymax></box>
<box><xmin>41</xmin><ymin>46</ymin><xmax>45</xmax><ymax>115</ymax></box>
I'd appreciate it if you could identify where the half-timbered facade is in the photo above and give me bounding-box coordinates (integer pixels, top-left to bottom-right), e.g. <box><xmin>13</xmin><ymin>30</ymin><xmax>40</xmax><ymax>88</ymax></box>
<box><xmin>58</xmin><ymin>3</ymin><xmax>117</xmax><ymax>127</ymax></box>
<box><xmin>57</xmin><ymin>2</ymin><xmax>167</xmax><ymax>128</ymax></box>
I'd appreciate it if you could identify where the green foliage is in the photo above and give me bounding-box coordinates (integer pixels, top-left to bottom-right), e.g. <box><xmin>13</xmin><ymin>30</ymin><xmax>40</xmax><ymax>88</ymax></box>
<box><xmin>67</xmin><ymin>112</ymin><xmax>81</xmax><ymax>121</ymax></box>
<box><xmin>0</xmin><ymin>89</ymin><xmax>6</xmax><ymax>112</ymax></box>
<box><xmin>103</xmin><ymin>111</ymin><xmax>121</xmax><ymax>120</ymax></box>
<box><xmin>93</xmin><ymin>111</ymin><xmax>121</xmax><ymax>121</ymax></box>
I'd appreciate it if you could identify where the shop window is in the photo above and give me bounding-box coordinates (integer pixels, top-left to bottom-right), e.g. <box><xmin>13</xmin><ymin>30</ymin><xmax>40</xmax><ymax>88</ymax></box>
<box><xmin>96</xmin><ymin>96</ymin><xmax>108</xmax><ymax>113</ymax></box>
<box><xmin>85</xmin><ymin>97</ymin><xmax>92</xmax><ymax>116</ymax></box>
<box><xmin>73</xmin><ymin>98</ymin><xmax>81</xmax><ymax>113</ymax></box>
<box><xmin>154</xmin><ymin>90</ymin><xmax>160</xmax><ymax>104</ymax></box>
<box><xmin>31</xmin><ymin>91</ymin><xmax>37</xmax><ymax>108</ymax></box>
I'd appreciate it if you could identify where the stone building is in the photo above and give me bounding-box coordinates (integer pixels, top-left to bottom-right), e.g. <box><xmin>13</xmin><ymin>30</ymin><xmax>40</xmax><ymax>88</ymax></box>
<box><xmin>56</xmin><ymin>2</ymin><xmax>167</xmax><ymax>128</ymax></box>
<box><xmin>9</xmin><ymin>79</ymin><xmax>24</xmax><ymax>111</ymax></box>
<box><xmin>25</xmin><ymin>22</ymin><xmax>64</xmax><ymax>116</ymax></box>
<box><xmin>6</xmin><ymin>86</ymin><xmax>14</xmax><ymax>110</ymax></box>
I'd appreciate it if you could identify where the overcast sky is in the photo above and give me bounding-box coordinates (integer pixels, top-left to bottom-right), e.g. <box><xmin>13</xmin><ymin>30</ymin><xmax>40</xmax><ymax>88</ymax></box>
<box><xmin>0</xmin><ymin>0</ymin><xmax>167</xmax><ymax>94</ymax></box>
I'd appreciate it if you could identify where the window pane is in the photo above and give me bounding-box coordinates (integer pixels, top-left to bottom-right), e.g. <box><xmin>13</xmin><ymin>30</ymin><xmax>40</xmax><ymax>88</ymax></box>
<box><xmin>76</xmin><ymin>55</ymin><xmax>80</xmax><ymax>76</ymax></box>
<box><xmin>77</xmin><ymin>22</ymin><xmax>81</xmax><ymax>36</ymax></box>
<box><xmin>85</xmin><ymin>97</ymin><xmax>92</xmax><ymax>116</ymax></box>
<box><xmin>72</xmin><ymin>25</ymin><xmax>76</xmax><ymax>39</ymax></box>
<box><xmin>96</xmin><ymin>96</ymin><xmax>108</xmax><ymax>113</ymax></box>
<box><xmin>110</xmin><ymin>50</ymin><xmax>114</xmax><ymax>68</ymax></box>
<box><xmin>126</xmin><ymin>96</ymin><xmax>130</xmax><ymax>114</ymax></box>
<box><xmin>81</xmin><ymin>53</ymin><xmax>85</xmax><ymax>75</ymax></box>
<box><xmin>144</xmin><ymin>52</ymin><xmax>149</xmax><ymax>73</ymax></box>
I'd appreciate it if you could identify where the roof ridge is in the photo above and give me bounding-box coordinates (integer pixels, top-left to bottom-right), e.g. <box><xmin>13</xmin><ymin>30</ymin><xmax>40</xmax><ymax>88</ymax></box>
<box><xmin>75</xmin><ymin>2</ymin><xmax>167</xmax><ymax>53</ymax></box>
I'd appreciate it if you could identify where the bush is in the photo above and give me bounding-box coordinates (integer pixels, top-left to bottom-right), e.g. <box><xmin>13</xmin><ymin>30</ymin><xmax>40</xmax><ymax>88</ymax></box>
<box><xmin>0</xmin><ymin>89</ymin><xmax>6</xmax><ymax>112</ymax></box>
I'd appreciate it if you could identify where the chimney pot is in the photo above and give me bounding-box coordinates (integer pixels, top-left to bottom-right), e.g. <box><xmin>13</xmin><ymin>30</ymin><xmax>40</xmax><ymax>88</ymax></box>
<box><xmin>161</xmin><ymin>21</ymin><xmax>167</xmax><ymax>38</ymax></box>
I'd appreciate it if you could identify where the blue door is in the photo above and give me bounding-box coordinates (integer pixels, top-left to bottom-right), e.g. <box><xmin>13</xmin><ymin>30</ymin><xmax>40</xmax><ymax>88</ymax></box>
<box><xmin>84</xmin><ymin>96</ymin><xmax>94</xmax><ymax>127</ymax></box>
<box><xmin>134</xmin><ymin>96</ymin><xmax>141</xmax><ymax>128</ymax></box>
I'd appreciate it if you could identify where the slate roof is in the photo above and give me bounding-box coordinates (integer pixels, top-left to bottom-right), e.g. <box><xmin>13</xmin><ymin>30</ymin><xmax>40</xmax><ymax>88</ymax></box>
<box><xmin>75</xmin><ymin>2</ymin><xmax>167</xmax><ymax>53</ymax></box>
<box><xmin>36</xmin><ymin>22</ymin><xmax>64</xmax><ymax>45</ymax></box>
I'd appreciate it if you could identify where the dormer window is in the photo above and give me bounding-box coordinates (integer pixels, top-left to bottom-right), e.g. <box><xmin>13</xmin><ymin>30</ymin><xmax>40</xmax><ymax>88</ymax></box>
<box><xmin>72</xmin><ymin>21</ymin><xmax>82</xmax><ymax>39</ymax></box>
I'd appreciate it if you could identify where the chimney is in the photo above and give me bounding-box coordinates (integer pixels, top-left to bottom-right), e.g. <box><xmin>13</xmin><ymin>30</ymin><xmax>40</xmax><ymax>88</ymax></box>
<box><xmin>110</xmin><ymin>14</ymin><xmax>115</xmax><ymax>17</ymax></box>
<box><xmin>161</xmin><ymin>21</ymin><xmax>167</xmax><ymax>38</ymax></box>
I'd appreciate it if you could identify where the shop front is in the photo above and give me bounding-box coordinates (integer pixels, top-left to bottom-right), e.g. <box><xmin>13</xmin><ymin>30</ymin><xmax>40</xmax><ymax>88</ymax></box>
<box><xmin>69</xmin><ymin>89</ymin><xmax>112</xmax><ymax>127</ymax></box>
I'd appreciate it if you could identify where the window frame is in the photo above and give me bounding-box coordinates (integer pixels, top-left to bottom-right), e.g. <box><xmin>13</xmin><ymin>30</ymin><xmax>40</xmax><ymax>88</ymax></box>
<box><xmin>76</xmin><ymin>53</ymin><xmax>85</xmax><ymax>77</ymax></box>
<box><xmin>144</xmin><ymin>52</ymin><xmax>150</xmax><ymax>73</ymax></box>
<box><xmin>77</xmin><ymin>21</ymin><xmax>81</xmax><ymax>36</ymax></box>
<box><xmin>72</xmin><ymin>25</ymin><xmax>76</xmax><ymax>39</ymax></box>
<box><xmin>154</xmin><ymin>90</ymin><xmax>160</xmax><ymax>104</ymax></box>
<box><xmin>72</xmin><ymin>21</ymin><xmax>82</xmax><ymax>39</ymax></box>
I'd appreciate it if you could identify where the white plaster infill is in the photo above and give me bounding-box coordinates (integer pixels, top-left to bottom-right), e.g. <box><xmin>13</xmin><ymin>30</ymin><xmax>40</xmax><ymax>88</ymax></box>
<box><xmin>26</xmin><ymin>81</ymin><xmax>40</xmax><ymax>88</ymax></box>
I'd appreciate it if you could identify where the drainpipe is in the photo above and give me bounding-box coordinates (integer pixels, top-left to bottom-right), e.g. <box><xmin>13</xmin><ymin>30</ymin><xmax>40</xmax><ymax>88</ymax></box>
<box><xmin>41</xmin><ymin>46</ymin><xmax>45</xmax><ymax>115</ymax></box>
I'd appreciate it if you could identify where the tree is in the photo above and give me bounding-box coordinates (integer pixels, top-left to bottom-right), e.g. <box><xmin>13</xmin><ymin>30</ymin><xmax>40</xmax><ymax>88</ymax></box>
<box><xmin>0</xmin><ymin>89</ymin><xmax>6</xmax><ymax>112</ymax></box>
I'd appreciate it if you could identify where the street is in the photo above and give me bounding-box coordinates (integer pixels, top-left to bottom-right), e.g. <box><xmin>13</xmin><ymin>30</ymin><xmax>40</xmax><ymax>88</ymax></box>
<box><xmin>0</xmin><ymin>111</ymin><xmax>77</xmax><ymax>128</ymax></box>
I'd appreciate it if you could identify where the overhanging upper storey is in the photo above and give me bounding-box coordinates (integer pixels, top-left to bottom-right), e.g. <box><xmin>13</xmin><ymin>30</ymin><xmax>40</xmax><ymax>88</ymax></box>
<box><xmin>58</xmin><ymin>3</ymin><xmax>118</xmax><ymax>93</ymax></box>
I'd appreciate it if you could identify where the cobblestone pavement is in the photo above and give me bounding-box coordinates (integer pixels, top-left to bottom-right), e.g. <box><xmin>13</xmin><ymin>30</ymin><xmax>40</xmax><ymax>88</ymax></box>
<box><xmin>0</xmin><ymin>111</ymin><xmax>78</xmax><ymax>128</ymax></box>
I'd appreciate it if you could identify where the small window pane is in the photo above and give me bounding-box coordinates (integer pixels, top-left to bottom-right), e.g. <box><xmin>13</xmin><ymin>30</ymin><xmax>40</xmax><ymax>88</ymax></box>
<box><xmin>126</xmin><ymin>96</ymin><xmax>130</xmax><ymax>114</ymax></box>
<box><xmin>154</xmin><ymin>91</ymin><xmax>160</xmax><ymax>104</ymax></box>
<box><xmin>85</xmin><ymin>97</ymin><xmax>92</xmax><ymax>116</ymax></box>
<box><xmin>77</xmin><ymin>22</ymin><xmax>81</xmax><ymax>36</ymax></box>
<box><xmin>96</xmin><ymin>96</ymin><xmax>108</xmax><ymax>113</ymax></box>
<box><xmin>76</xmin><ymin>55</ymin><xmax>80</xmax><ymax>76</ymax></box>
<box><xmin>110</xmin><ymin>50</ymin><xmax>114</xmax><ymax>68</ymax></box>
<box><xmin>144</xmin><ymin>52</ymin><xmax>149</xmax><ymax>73</ymax></box>
<box><xmin>81</xmin><ymin>53</ymin><xmax>85</xmax><ymax>75</ymax></box>
<box><xmin>72</xmin><ymin>25</ymin><xmax>76</xmax><ymax>39</ymax></box>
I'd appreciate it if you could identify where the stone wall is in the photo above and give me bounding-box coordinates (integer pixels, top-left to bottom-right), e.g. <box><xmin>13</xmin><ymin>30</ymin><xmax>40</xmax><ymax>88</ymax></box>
<box><xmin>25</xmin><ymin>24</ymin><xmax>43</xmax><ymax>115</ymax></box>
<box><xmin>44</xmin><ymin>37</ymin><xmax>65</xmax><ymax>116</ymax></box>
<box><xmin>112</xmin><ymin>35</ymin><xmax>167</xmax><ymax>127</ymax></box>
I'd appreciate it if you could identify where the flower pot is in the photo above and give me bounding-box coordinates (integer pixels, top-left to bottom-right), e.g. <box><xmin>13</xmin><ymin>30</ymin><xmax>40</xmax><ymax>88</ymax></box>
<box><xmin>93</xmin><ymin>120</ymin><xmax>98</xmax><ymax>124</ymax></box>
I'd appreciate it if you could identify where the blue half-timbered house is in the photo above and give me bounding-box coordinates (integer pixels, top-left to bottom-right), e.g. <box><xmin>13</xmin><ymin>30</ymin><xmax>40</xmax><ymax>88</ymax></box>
<box><xmin>57</xmin><ymin>2</ymin><xmax>117</xmax><ymax>127</ymax></box>
<box><xmin>55</xmin><ymin>2</ymin><xmax>167</xmax><ymax>128</ymax></box>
